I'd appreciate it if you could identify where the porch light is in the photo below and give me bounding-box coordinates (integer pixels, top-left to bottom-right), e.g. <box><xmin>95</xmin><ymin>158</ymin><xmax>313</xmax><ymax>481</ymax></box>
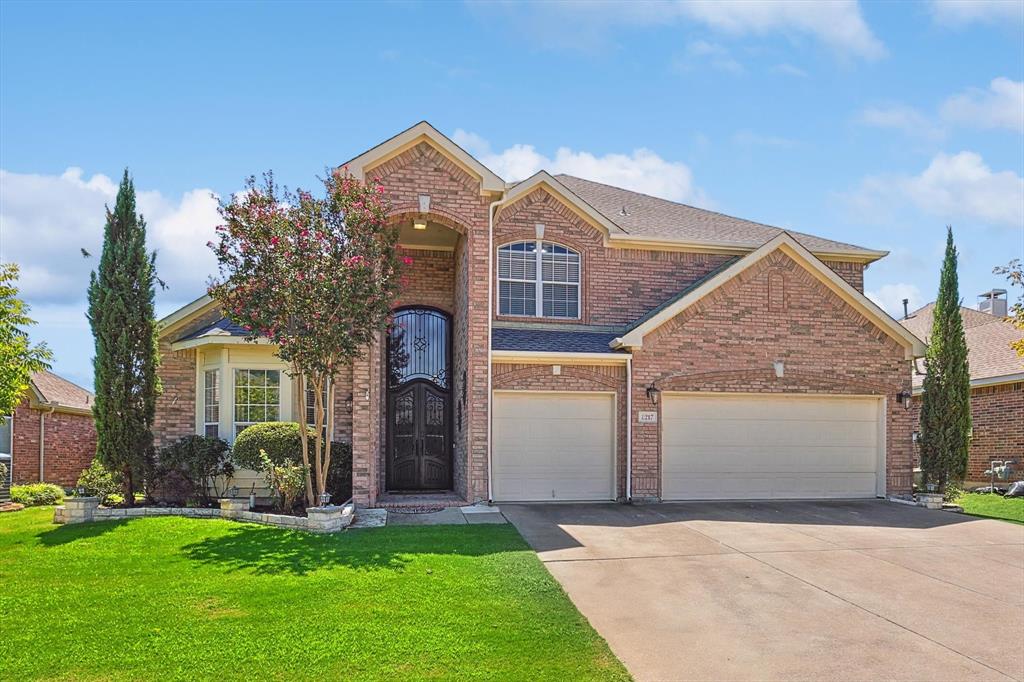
<box><xmin>646</xmin><ymin>383</ymin><xmax>661</xmax><ymax>405</ymax></box>
<box><xmin>345</xmin><ymin>392</ymin><xmax>353</xmax><ymax>408</ymax></box>
<box><xmin>896</xmin><ymin>390</ymin><xmax>912</xmax><ymax>410</ymax></box>
<box><xmin>413</xmin><ymin>219</ymin><xmax>428</xmax><ymax>231</ymax></box>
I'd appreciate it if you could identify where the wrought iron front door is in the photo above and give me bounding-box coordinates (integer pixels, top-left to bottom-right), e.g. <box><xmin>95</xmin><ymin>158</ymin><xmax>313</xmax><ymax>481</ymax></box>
<box><xmin>386</xmin><ymin>307</ymin><xmax>451</xmax><ymax>491</ymax></box>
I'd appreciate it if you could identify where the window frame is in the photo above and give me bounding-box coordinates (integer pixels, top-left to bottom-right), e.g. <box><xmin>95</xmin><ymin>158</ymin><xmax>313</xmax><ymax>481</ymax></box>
<box><xmin>232</xmin><ymin>368</ymin><xmax>282</xmax><ymax>438</ymax></box>
<box><xmin>497</xmin><ymin>240</ymin><xmax>581</xmax><ymax>320</ymax></box>
<box><xmin>203</xmin><ymin>369</ymin><xmax>220</xmax><ymax>439</ymax></box>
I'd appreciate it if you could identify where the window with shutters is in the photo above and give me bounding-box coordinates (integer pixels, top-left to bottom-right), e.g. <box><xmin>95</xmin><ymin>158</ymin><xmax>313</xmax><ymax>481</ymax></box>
<box><xmin>498</xmin><ymin>241</ymin><xmax>580</xmax><ymax>319</ymax></box>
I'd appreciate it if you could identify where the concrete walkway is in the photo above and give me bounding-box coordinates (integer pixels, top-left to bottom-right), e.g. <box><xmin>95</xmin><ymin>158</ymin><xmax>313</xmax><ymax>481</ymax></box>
<box><xmin>350</xmin><ymin>504</ymin><xmax>506</xmax><ymax>528</ymax></box>
<box><xmin>504</xmin><ymin>500</ymin><xmax>1024</xmax><ymax>682</ymax></box>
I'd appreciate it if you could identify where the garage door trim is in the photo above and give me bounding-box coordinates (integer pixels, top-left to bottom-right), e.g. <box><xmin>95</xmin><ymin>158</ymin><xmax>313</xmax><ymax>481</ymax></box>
<box><xmin>492</xmin><ymin>389</ymin><xmax>617</xmax><ymax>502</ymax></box>
<box><xmin>659</xmin><ymin>392</ymin><xmax>887</xmax><ymax>500</ymax></box>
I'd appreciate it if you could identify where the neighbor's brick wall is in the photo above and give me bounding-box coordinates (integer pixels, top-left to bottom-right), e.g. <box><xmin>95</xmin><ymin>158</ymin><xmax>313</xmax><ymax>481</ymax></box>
<box><xmin>630</xmin><ymin>250</ymin><xmax>912</xmax><ymax>498</ymax></box>
<box><xmin>493</xmin><ymin>363</ymin><xmax>628</xmax><ymax>498</ymax></box>
<box><xmin>11</xmin><ymin>401</ymin><xmax>96</xmax><ymax>487</ymax></box>
<box><xmin>909</xmin><ymin>382</ymin><xmax>1024</xmax><ymax>485</ymax></box>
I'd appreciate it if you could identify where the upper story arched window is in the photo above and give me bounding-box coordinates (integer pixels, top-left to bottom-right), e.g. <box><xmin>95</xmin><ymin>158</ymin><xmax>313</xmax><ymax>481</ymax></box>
<box><xmin>498</xmin><ymin>241</ymin><xmax>580</xmax><ymax>318</ymax></box>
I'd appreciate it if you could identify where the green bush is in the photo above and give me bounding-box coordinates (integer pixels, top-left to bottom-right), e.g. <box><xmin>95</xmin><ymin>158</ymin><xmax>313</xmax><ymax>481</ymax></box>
<box><xmin>153</xmin><ymin>435</ymin><xmax>233</xmax><ymax>505</ymax></box>
<box><xmin>10</xmin><ymin>483</ymin><xmax>64</xmax><ymax>506</ymax></box>
<box><xmin>232</xmin><ymin>422</ymin><xmax>314</xmax><ymax>470</ymax></box>
<box><xmin>233</xmin><ymin>421</ymin><xmax>352</xmax><ymax>504</ymax></box>
<box><xmin>77</xmin><ymin>459</ymin><xmax>122</xmax><ymax>505</ymax></box>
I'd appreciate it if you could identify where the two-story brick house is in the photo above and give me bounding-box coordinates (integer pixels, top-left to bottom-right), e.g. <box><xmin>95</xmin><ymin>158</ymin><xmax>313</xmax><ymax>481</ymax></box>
<box><xmin>155</xmin><ymin>122</ymin><xmax>925</xmax><ymax>506</ymax></box>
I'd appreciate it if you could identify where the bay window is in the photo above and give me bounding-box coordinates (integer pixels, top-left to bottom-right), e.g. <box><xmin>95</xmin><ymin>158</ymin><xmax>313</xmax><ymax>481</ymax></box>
<box><xmin>203</xmin><ymin>369</ymin><xmax>220</xmax><ymax>438</ymax></box>
<box><xmin>233</xmin><ymin>369</ymin><xmax>280</xmax><ymax>437</ymax></box>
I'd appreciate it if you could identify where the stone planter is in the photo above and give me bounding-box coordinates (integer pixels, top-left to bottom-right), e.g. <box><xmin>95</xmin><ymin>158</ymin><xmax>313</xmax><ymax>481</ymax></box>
<box><xmin>306</xmin><ymin>504</ymin><xmax>355</xmax><ymax>534</ymax></box>
<box><xmin>219</xmin><ymin>498</ymin><xmax>249</xmax><ymax>519</ymax></box>
<box><xmin>63</xmin><ymin>496</ymin><xmax>100</xmax><ymax>524</ymax></box>
<box><xmin>917</xmin><ymin>492</ymin><xmax>944</xmax><ymax>510</ymax></box>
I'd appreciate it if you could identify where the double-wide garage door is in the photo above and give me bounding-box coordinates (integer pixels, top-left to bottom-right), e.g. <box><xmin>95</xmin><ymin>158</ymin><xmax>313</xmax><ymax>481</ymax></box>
<box><xmin>662</xmin><ymin>394</ymin><xmax>883</xmax><ymax>500</ymax></box>
<box><xmin>492</xmin><ymin>391</ymin><xmax>615</xmax><ymax>502</ymax></box>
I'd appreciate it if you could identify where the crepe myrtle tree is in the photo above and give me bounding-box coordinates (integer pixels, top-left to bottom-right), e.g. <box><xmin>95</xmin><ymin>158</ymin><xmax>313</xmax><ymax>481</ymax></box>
<box><xmin>208</xmin><ymin>170</ymin><xmax>406</xmax><ymax>507</ymax></box>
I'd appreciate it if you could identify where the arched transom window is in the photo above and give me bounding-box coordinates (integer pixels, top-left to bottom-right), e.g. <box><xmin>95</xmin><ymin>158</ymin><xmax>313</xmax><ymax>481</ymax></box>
<box><xmin>498</xmin><ymin>241</ymin><xmax>580</xmax><ymax>318</ymax></box>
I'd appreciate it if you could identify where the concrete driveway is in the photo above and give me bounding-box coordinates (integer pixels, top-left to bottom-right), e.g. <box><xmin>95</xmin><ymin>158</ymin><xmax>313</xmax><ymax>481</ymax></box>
<box><xmin>503</xmin><ymin>500</ymin><xmax>1024</xmax><ymax>681</ymax></box>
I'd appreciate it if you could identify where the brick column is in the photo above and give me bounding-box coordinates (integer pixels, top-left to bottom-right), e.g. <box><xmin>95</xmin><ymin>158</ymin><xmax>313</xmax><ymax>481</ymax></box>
<box><xmin>351</xmin><ymin>333</ymin><xmax>382</xmax><ymax>505</ymax></box>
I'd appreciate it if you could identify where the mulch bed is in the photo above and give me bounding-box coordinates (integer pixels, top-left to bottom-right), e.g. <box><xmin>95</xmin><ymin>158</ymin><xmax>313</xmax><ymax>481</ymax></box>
<box><xmin>0</xmin><ymin>502</ymin><xmax>25</xmax><ymax>513</ymax></box>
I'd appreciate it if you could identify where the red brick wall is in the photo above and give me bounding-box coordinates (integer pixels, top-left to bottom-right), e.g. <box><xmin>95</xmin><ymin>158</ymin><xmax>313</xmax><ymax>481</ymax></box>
<box><xmin>11</xmin><ymin>401</ymin><xmax>96</xmax><ymax>487</ymax></box>
<box><xmin>909</xmin><ymin>382</ymin><xmax>1024</xmax><ymax>485</ymax></box>
<box><xmin>396</xmin><ymin>249</ymin><xmax>455</xmax><ymax>313</ymax></box>
<box><xmin>493</xmin><ymin>188</ymin><xmax>868</xmax><ymax>326</ymax></box>
<box><xmin>154</xmin><ymin>307</ymin><xmax>222</xmax><ymax>448</ymax></box>
<box><xmin>493</xmin><ymin>363</ymin><xmax>628</xmax><ymax>498</ymax></box>
<box><xmin>359</xmin><ymin>141</ymin><xmax>494</xmax><ymax>504</ymax></box>
<box><xmin>629</xmin><ymin>250</ymin><xmax>912</xmax><ymax>498</ymax></box>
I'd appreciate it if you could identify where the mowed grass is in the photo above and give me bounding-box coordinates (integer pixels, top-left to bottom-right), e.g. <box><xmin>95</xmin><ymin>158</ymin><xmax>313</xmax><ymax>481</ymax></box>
<box><xmin>957</xmin><ymin>492</ymin><xmax>1024</xmax><ymax>524</ymax></box>
<box><xmin>0</xmin><ymin>507</ymin><xmax>628</xmax><ymax>681</ymax></box>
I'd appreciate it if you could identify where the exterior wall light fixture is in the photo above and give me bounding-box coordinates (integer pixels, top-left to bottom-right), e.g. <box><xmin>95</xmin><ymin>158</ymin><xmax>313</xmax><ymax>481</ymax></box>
<box><xmin>896</xmin><ymin>390</ymin><xmax>912</xmax><ymax>410</ymax></box>
<box><xmin>646</xmin><ymin>383</ymin><xmax>661</xmax><ymax>405</ymax></box>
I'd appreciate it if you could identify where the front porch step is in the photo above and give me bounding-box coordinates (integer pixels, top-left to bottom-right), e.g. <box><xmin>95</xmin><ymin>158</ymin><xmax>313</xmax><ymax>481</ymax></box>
<box><xmin>374</xmin><ymin>492</ymin><xmax>468</xmax><ymax>510</ymax></box>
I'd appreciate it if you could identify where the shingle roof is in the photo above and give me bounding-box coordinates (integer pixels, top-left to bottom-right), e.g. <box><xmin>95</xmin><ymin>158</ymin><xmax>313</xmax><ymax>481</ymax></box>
<box><xmin>899</xmin><ymin>304</ymin><xmax>1023</xmax><ymax>387</ymax></box>
<box><xmin>492</xmin><ymin>327</ymin><xmax>622</xmax><ymax>354</ymax></box>
<box><xmin>30</xmin><ymin>370</ymin><xmax>93</xmax><ymax>411</ymax></box>
<box><xmin>554</xmin><ymin>174</ymin><xmax>882</xmax><ymax>258</ymax></box>
<box><xmin>176</xmin><ymin>317</ymin><xmax>249</xmax><ymax>342</ymax></box>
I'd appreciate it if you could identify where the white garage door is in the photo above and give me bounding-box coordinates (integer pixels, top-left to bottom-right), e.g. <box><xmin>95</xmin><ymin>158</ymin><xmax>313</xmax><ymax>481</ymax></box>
<box><xmin>662</xmin><ymin>394</ymin><xmax>882</xmax><ymax>500</ymax></box>
<box><xmin>493</xmin><ymin>391</ymin><xmax>615</xmax><ymax>502</ymax></box>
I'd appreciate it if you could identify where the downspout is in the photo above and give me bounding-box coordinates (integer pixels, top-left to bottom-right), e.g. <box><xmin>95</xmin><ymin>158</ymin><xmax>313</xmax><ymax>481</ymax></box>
<box><xmin>486</xmin><ymin>193</ymin><xmax>508</xmax><ymax>504</ymax></box>
<box><xmin>39</xmin><ymin>403</ymin><xmax>56</xmax><ymax>482</ymax></box>
<box><xmin>625</xmin><ymin>354</ymin><xmax>632</xmax><ymax>502</ymax></box>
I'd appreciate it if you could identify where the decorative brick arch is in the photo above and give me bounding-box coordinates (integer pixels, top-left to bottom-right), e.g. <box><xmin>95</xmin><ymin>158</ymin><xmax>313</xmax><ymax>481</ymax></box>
<box><xmin>387</xmin><ymin>207</ymin><xmax>473</xmax><ymax>237</ymax></box>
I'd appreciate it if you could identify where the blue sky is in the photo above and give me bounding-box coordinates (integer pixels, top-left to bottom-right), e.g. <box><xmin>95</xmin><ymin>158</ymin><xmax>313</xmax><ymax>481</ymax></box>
<box><xmin>2</xmin><ymin>0</ymin><xmax>1022</xmax><ymax>389</ymax></box>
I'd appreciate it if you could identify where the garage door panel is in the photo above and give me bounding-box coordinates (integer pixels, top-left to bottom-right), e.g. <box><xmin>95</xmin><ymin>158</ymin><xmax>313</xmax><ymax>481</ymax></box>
<box><xmin>663</xmin><ymin>395</ymin><xmax>881</xmax><ymax>500</ymax></box>
<box><xmin>493</xmin><ymin>392</ymin><xmax>615</xmax><ymax>502</ymax></box>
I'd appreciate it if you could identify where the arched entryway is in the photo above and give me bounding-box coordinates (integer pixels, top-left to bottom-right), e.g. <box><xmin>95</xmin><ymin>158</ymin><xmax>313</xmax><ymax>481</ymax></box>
<box><xmin>386</xmin><ymin>306</ymin><xmax>452</xmax><ymax>491</ymax></box>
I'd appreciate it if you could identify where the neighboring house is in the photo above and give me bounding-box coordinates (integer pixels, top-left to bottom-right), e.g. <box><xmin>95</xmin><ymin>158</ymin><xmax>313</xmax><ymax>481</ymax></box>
<box><xmin>2</xmin><ymin>370</ymin><xmax>96</xmax><ymax>487</ymax></box>
<box><xmin>900</xmin><ymin>292</ymin><xmax>1024</xmax><ymax>487</ymax></box>
<box><xmin>155</xmin><ymin>121</ymin><xmax>925</xmax><ymax>506</ymax></box>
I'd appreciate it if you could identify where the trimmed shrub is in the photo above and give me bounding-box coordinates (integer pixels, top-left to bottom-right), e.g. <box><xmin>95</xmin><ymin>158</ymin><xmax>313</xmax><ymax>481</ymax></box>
<box><xmin>232</xmin><ymin>422</ymin><xmax>314</xmax><ymax>470</ymax></box>
<box><xmin>10</xmin><ymin>483</ymin><xmax>64</xmax><ymax>506</ymax></box>
<box><xmin>76</xmin><ymin>459</ymin><xmax>122</xmax><ymax>505</ymax></box>
<box><xmin>152</xmin><ymin>436</ymin><xmax>233</xmax><ymax>505</ymax></box>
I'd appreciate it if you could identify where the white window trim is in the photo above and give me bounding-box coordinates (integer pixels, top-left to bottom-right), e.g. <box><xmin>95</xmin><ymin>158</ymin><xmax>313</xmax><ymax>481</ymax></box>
<box><xmin>232</xmin><ymin>368</ymin><xmax>283</xmax><ymax>438</ymax></box>
<box><xmin>195</xmin><ymin>349</ymin><xmax>292</xmax><ymax>444</ymax></box>
<box><xmin>498</xmin><ymin>240</ymin><xmax>581</xmax><ymax>320</ymax></box>
<box><xmin>203</xmin><ymin>369</ymin><xmax>220</xmax><ymax>439</ymax></box>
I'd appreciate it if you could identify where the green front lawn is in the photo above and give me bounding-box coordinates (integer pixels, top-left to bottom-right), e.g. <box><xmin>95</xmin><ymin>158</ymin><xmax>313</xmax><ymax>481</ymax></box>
<box><xmin>956</xmin><ymin>492</ymin><xmax>1024</xmax><ymax>524</ymax></box>
<box><xmin>0</xmin><ymin>507</ymin><xmax>628</xmax><ymax>681</ymax></box>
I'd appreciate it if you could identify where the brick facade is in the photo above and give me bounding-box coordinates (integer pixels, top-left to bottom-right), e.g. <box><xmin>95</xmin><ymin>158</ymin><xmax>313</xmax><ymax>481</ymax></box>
<box><xmin>629</xmin><ymin>251</ymin><xmax>912</xmax><ymax>498</ymax></box>
<box><xmin>909</xmin><ymin>381</ymin><xmax>1024</xmax><ymax>486</ymax></box>
<box><xmin>11</xmin><ymin>400</ymin><xmax>96</xmax><ymax>487</ymax></box>
<box><xmin>154</xmin><ymin>132</ymin><xmax>908</xmax><ymax>506</ymax></box>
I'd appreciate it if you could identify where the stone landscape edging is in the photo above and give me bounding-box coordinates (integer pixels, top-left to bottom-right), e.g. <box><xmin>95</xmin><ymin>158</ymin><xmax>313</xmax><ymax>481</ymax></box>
<box><xmin>53</xmin><ymin>497</ymin><xmax>355</xmax><ymax>533</ymax></box>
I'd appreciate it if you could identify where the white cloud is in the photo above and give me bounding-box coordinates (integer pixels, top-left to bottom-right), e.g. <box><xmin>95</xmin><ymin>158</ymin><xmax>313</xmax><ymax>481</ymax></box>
<box><xmin>0</xmin><ymin>168</ymin><xmax>221</xmax><ymax>305</ymax></box>
<box><xmin>850</xmin><ymin>151</ymin><xmax>1024</xmax><ymax>229</ymax></box>
<box><xmin>930</xmin><ymin>0</ymin><xmax>1023</xmax><ymax>26</ymax></box>
<box><xmin>452</xmin><ymin>130</ymin><xmax>708</xmax><ymax>204</ymax></box>
<box><xmin>772</xmin><ymin>63</ymin><xmax>808</xmax><ymax>77</ymax></box>
<box><xmin>676</xmin><ymin>39</ymin><xmax>744</xmax><ymax>74</ymax></box>
<box><xmin>472</xmin><ymin>0</ymin><xmax>885</xmax><ymax>59</ymax></box>
<box><xmin>941</xmin><ymin>77</ymin><xmax>1024</xmax><ymax>133</ymax></box>
<box><xmin>858</xmin><ymin>104</ymin><xmax>946</xmax><ymax>140</ymax></box>
<box><xmin>867</xmin><ymin>282</ymin><xmax>924</xmax><ymax>318</ymax></box>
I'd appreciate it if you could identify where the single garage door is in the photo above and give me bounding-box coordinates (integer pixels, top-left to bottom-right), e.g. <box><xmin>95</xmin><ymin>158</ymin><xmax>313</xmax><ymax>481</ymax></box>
<box><xmin>493</xmin><ymin>391</ymin><xmax>615</xmax><ymax>502</ymax></box>
<box><xmin>662</xmin><ymin>394</ymin><xmax>882</xmax><ymax>500</ymax></box>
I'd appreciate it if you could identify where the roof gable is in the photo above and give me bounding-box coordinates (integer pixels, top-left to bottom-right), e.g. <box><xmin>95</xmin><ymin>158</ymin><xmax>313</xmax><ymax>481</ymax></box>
<box><xmin>29</xmin><ymin>370</ymin><xmax>93</xmax><ymax>413</ymax></box>
<box><xmin>500</xmin><ymin>172</ymin><xmax>626</xmax><ymax>240</ymax></box>
<box><xmin>613</xmin><ymin>232</ymin><xmax>926</xmax><ymax>358</ymax></box>
<box><xmin>344</xmin><ymin>121</ymin><xmax>505</xmax><ymax>195</ymax></box>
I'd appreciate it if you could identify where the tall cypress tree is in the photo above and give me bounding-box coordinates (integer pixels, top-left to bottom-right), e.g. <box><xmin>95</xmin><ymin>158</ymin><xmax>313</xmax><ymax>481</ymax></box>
<box><xmin>87</xmin><ymin>170</ymin><xmax>160</xmax><ymax>504</ymax></box>
<box><xmin>919</xmin><ymin>227</ymin><xmax>971</xmax><ymax>492</ymax></box>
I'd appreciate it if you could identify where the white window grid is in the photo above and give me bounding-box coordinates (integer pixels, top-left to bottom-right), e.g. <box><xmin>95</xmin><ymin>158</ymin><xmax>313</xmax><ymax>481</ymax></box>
<box><xmin>203</xmin><ymin>369</ymin><xmax>220</xmax><ymax>439</ymax></box>
<box><xmin>498</xmin><ymin>241</ymin><xmax>580</xmax><ymax>319</ymax></box>
<box><xmin>233</xmin><ymin>368</ymin><xmax>281</xmax><ymax>437</ymax></box>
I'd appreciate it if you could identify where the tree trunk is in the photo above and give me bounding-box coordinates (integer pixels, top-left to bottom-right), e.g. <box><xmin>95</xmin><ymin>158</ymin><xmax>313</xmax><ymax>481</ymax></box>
<box><xmin>296</xmin><ymin>367</ymin><xmax>315</xmax><ymax>507</ymax></box>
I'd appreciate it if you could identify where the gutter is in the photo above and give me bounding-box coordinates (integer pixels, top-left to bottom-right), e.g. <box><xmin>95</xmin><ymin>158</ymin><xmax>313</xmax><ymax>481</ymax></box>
<box><xmin>486</xmin><ymin>194</ymin><xmax>509</xmax><ymax>504</ymax></box>
<box><xmin>625</xmin><ymin>354</ymin><xmax>632</xmax><ymax>502</ymax></box>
